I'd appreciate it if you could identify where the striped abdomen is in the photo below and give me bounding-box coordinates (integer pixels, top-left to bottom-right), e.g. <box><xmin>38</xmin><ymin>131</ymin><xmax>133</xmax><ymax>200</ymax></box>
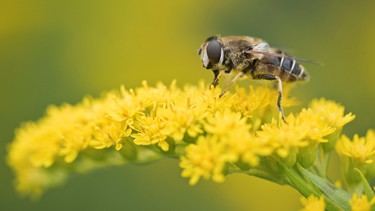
<box><xmin>258</xmin><ymin>52</ymin><xmax>309</xmax><ymax>82</ymax></box>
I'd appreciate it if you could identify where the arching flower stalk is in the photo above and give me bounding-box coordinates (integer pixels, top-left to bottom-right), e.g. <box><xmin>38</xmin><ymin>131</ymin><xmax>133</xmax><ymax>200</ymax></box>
<box><xmin>7</xmin><ymin>81</ymin><xmax>375</xmax><ymax>210</ymax></box>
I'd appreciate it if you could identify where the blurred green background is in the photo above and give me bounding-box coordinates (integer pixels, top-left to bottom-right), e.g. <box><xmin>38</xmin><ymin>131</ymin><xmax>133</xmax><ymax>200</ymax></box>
<box><xmin>1</xmin><ymin>1</ymin><xmax>375</xmax><ymax>210</ymax></box>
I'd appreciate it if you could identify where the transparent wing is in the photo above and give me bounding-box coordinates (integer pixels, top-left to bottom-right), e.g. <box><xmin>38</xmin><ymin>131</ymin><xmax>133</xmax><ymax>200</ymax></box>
<box><xmin>246</xmin><ymin>43</ymin><xmax>321</xmax><ymax>65</ymax></box>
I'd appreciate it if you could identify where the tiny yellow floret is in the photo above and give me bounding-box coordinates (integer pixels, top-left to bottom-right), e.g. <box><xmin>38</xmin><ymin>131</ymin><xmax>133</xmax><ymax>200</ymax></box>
<box><xmin>300</xmin><ymin>195</ymin><xmax>325</xmax><ymax>211</ymax></box>
<box><xmin>350</xmin><ymin>194</ymin><xmax>375</xmax><ymax>211</ymax></box>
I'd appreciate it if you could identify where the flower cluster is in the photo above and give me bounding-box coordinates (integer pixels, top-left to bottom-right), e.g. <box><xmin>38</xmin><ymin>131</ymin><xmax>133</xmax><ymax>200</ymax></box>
<box><xmin>6</xmin><ymin>81</ymin><xmax>375</xmax><ymax>210</ymax></box>
<box><xmin>8</xmin><ymin>81</ymin><xmax>285</xmax><ymax>197</ymax></box>
<box><xmin>336</xmin><ymin>130</ymin><xmax>375</xmax><ymax>188</ymax></box>
<box><xmin>300</xmin><ymin>194</ymin><xmax>375</xmax><ymax>211</ymax></box>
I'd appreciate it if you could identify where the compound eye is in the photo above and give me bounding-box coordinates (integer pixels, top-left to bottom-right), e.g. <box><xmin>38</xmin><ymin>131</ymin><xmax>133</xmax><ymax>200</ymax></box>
<box><xmin>206</xmin><ymin>39</ymin><xmax>223</xmax><ymax>65</ymax></box>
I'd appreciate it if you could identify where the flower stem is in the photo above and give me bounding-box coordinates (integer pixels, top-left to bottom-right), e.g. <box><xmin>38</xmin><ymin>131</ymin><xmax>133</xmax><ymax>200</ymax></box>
<box><xmin>277</xmin><ymin>160</ymin><xmax>320</xmax><ymax>197</ymax></box>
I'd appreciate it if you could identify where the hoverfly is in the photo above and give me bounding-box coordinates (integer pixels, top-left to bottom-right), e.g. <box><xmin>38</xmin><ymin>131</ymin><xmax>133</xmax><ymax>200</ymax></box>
<box><xmin>198</xmin><ymin>35</ymin><xmax>309</xmax><ymax>123</ymax></box>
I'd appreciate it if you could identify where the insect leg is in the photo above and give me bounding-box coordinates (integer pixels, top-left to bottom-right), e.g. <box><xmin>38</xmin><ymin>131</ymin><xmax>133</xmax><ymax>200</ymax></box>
<box><xmin>253</xmin><ymin>74</ymin><xmax>286</xmax><ymax>123</ymax></box>
<box><xmin>211</xmin><ymin>70</ymin><xmax>221</xmax><ymax>87</ymax></box>
<box><xmin>219</xmin><ymin>71</ymin><xmax>245</xmax><ymax>98</ymax></box>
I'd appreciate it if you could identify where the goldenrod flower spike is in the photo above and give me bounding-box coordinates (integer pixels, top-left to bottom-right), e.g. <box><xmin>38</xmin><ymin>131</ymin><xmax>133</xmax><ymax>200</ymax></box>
<box><xmin>7</xmin><ymin>81</ymin><xmax>371</xmax><ymax>211</ymax></box>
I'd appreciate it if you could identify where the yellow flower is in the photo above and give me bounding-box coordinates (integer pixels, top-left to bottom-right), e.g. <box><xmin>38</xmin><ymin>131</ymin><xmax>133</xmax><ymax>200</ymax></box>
<box><xmin>337</xmin><ymin>132</ymin><xmax>375</xmax><ymax>165</ymax></box>
<box><xmin>309</xmin><ymin>98</ymin><xmax>355</xmax><ymax>152</ymax></box>
<box><xmin>204</xmin><ymin>109</ymin><xmax>249</xmax><ymax>140</ymax></box>
<box><xmin>230</xmin><ymin>86</ymin><xmax>274</xmax><ymax>118</ymax></box>
<box><xmin>257</xmin><ymin>115</ymin><xmax>309</xmax><ymax>166</ymax></box>
<box><xmin>179</xmin><ymin>136</ymin><xmax>230</xmax><ymax>185</ymax></box>
<box><xmin>6</xmin><ymin>80</ymin><xmax>356</xmax><ymax>200</ymax></box>
<box><xmin>204</xmin><ymin>109</ymin><xmax>270</xmax><ymax>166</ymax></box>
<box><xmin>229</xmin><ymin>85</ymin><xmax>297</xmax><ymax>125</ymax></box>
<box><xmin>297</xmin><ymin>107</ymin><xmax>336</xmax><ymax>143</ymax></box>
<box><xmin>300</xmin><ymin>195</ymin><xmax>325</xmax><ymax>211</ymax></box>
<box><xmin>350</xmin><ymin>194</ymin><xmax>375</xmax><ymax>211</ymax></box>
<box><xmin>309</xmin><ymin>98</ymin><xmax>355</xmax><ymax>128</ymax></box>
<box><xmin>156</xmin><ymin>97</ymin><xmax>205</xmax><ymax>141</ymax></box>
<box><xmin>131</xmin><ymin>114</ymin><xmax>169</xmax><ymax>151</ymax></box>
<box><xmin>336</xmin><ymin>130</ymin><xmax>375</xmax><ymax>185</ymax></box>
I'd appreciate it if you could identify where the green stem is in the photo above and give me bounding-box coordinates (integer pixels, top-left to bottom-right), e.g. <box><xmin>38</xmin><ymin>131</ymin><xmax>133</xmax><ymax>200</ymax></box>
<box><xmin>226</xmin><ymin>162</ymin><xmax>288</xmax><ymax>185</ymax></box>
<box><xmin>277</xmin><ymin>160</ymin><xmax>320</xmax><ymax>197</ymax></box>
<box><xmin>316</xmin><ymin>146</ymin><xmax>331</xmax><ymax>178</ymax></box>
<box><xmin>244</xmin><ymin>168</ymin><xmax>288</xmax><ymax>185</ymax></box>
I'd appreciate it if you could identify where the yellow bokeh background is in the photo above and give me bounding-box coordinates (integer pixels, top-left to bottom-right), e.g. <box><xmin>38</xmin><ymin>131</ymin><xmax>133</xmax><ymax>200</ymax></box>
<box><xmin>1</xmin><ymin>1</ymin><xmax>375</xmax><ymax>210</ymax></box>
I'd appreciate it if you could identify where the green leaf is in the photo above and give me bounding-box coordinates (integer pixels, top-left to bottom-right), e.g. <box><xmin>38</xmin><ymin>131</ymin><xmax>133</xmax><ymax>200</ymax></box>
<box><xmin>297</xmin><ymin>163</ymin><xmax>351</xmax><ymax>211</ymax></box>
<box><xmin>355</xmin><ymin>168</ymin><xmax>375</xmax><ymax>200</ymax></box>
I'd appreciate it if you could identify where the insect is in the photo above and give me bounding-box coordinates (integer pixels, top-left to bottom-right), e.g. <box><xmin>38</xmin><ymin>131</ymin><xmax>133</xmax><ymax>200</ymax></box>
<box><xmin>197</xmin><ymin>35</ymin><xmax>309</xmax><ymax>123</ymax></box>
